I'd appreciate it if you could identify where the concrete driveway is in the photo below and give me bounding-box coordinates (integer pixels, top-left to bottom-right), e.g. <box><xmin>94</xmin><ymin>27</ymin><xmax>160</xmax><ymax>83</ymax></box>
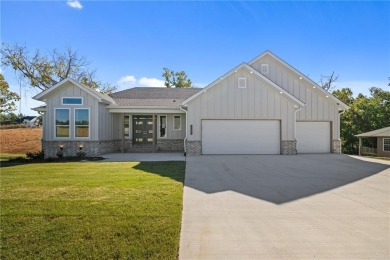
<box><xmin>179</xmin><ymin>155</ymin><xmax>390</xmax><ymax>259</ymax></box>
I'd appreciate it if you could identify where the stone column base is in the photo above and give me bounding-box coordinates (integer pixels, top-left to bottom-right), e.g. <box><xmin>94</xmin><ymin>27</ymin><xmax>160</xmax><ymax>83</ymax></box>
<box><xmin>332</xmin><ymin>140</ymin><xmax>341</xmax><ymax>154</ymax></box>
<box><xmin>186</xmin><ymin>141</ymin><xmax>202</xmax><ymax>156</ymax></box>
<box><xmin>281</xmin><ymin>140</ymin><xmax>297</xmax><ymax>155</ymax></box>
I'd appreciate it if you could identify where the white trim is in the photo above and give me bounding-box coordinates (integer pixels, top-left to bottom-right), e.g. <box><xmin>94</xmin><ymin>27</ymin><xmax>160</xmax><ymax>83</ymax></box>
<box><xmin>384</xmin><ymin>138</ymin><xmax>390</xmax><ymax>152</ymax></box>
<box><xmin>248</xmin><ymin>50</ymin><xmax>349</xmax><ymax>110</ymax></box>
<box><xmin>238</xmin><ymin>77</ymin><xmax>246</xmax><ymax>88</ymax></box>
<box><xmin>124</xmin><ymin>115</ymin><xmax>131</xmax><ymax>139</ymax></box>
<box><xmin>158</xmin><ymin>115</ymin><xmax>168</xmax><ymax>138</ymax></box>
<box><xmin>108</xmin><ymin>107</ymin><xmax>183</xmax><ymax>114</ymax></box>
<box><xmin>74</xmin><ymin>108</ymin><xmax>90</xmax><ymax>139</ymax></box>
<box><xmin>181</xmin><ymin>63</ymin><xmax>305</xmax><ymax>107</ymax></box>
<box><xmin>54</xmin><ymin>108</ymin><xmax>70</xmax><ymax>139</ymax></box>
<box><xmin>173</xmin><ymin>115</ymin><xmax>181</xmax><ymax>131</ymax></box>
<box><xmin>62</xmin><ymin>97</ymin><xmax>83</xmax><ymax>105</ymax></box>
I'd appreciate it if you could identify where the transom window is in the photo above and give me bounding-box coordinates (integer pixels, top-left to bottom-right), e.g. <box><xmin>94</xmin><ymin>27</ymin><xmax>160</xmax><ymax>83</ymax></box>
<box><xmin>62</xmin><ymin>97</ymin><xmax>83</xmax><ymax>105</ymax></box>
<box><xmin>173</xmin><ymin>115</ymin><xmax>181</xmax><ymax>130</ymax></box>
<box><xmin>384</xmin><ymin>138</ymin><xmax>390</xmax><ymax>152</ymax></box>
<box><xmin>75</xmin><ymin>109</ymin><xmax>89</xmax><ymax>138</ymax></box>
<box><xmin>55</xmin><ymin>109</ymin><xmax>70</xmax><ymax>138</ymax></box>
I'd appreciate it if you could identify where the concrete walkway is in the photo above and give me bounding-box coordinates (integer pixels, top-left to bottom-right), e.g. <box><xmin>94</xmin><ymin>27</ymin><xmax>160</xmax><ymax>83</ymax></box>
<box><xmin>102</xmin><ymin>152</ymin><xmax>185</xmax><ymax>162</ymax></box>
<box><xmin>179</xmin><ymin>154</ymin><xmax>390</xmax><ymax>259</ymax></box>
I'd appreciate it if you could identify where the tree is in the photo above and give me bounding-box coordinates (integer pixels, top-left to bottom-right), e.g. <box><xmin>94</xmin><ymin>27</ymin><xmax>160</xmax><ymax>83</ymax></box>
<box><xmin>1</xmin><ymin>43</ymin><xmax>116</xmax><ymax>93</ymax></box>
<box><xmin>319</xmin><ymin>71</ymin><xmax>338</xmax><ymax>91</ymax></box>
<box><xmin>0</xmin><ymin>74</ymin><xmax>20</xmax><ymax>114</ymax></box>
<box><xmin>333</xmin><ymin>87</ymin><xmax>390</xmax><ymax>154</ymax></box>
<box><xmin>162</xmin><ymin>68</ymin><xmax>192</xmax><ymax>88</ymax></box>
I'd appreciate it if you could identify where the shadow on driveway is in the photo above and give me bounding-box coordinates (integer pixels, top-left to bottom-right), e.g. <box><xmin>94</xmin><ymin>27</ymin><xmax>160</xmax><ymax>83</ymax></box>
<box><xmin>185</xmin><ymin>154</ymin><xmax>389</xmax><ymax>204</ymax></box>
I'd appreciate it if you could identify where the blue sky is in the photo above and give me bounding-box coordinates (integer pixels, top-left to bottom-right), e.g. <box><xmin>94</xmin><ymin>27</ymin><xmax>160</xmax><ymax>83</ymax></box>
<box><xmin>1</xmin><ymin>0</ymin><xmax>389</xmax><ymax>115</ymax></box>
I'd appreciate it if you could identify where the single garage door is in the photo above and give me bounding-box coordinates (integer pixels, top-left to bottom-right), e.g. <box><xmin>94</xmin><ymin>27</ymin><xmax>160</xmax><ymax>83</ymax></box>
<box><xmin>296</xmin><ymin>122</ymin><xmax>330</xmax><ymax>153</ymax></box>
<box><xmin>202</xmin><ymin>120</ymin><xmax>280</xmax><ymax>154</ymax></box>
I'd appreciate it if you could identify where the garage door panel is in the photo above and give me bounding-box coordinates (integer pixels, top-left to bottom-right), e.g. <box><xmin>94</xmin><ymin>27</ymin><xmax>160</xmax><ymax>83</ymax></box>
<box><xmin>296</xmin><ymin>122</ymin><xmax>330</xmax><ymax>153</ymax></box>
<box><xmin>202</xmin><ymin>120</ymin><xmax>280</xmax><ymax>154</ymax></box>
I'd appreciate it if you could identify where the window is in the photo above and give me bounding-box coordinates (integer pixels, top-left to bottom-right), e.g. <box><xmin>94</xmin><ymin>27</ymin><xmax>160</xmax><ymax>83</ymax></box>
<box><xmin>124</xmin><ymin>116</ymin><xmax>130</xmax><ymax>138</ymax></box>
<box><xmin>75</xmin><ymin>109</ymin><xmax>89</xmax><ymax>138</ymax></box>
<box><xmin>384</xmin><ymin>138</ymin><xmax>390</xmax><ymax>152</ymax></box>
<box><xmin>238</xmin><ymin>78</ymin><xmax>246</xmax><ymax>88</ymax></box>
<box><xmin>62</xmin><ymin>97</ymin><xmax>83</xmax><ymax>105</ymax></box>
<box><xmin>260</xmin><ymin>64</ymin><xmax>269</xmax><ymax>74</ymax></box>
<box><xmin>159</xmin><ymin>116</ymin><xmax>167</xmax><ymax>138</ymax></box>
<box><xmin>55</xmin><ymin>109</ymin><xmax>70</xmax><ymax>138</ymax></box>
<box><xmin>173</xmin><ymin>115</ymin><xmax>181</xmax><ymax>130</ymax></box>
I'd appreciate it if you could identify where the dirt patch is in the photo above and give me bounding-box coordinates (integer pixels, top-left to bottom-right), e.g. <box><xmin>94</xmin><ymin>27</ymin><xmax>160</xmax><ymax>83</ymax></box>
<box><xmin>0</xmin><ymin>128</ymin><xmax>42</xmax><ymax>154</ymax></box>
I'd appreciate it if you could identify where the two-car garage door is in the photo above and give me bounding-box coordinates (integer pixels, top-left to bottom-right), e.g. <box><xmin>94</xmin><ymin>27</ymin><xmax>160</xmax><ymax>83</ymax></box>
<box><xmin>202</xmin><ymin>120</ymin><xmax>280</xmax><ymax>154</ymax></box>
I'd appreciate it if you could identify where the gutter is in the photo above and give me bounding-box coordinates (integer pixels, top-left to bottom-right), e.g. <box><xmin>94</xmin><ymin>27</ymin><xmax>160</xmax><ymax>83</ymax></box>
<box><xmin>179</xmin><ymin>104</ymin><xmax>188</xmax><ymax>156</ymax></box>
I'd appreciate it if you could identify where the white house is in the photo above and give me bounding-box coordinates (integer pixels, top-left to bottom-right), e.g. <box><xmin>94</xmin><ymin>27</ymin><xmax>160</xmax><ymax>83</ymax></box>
<box><xmin>33</xmin><ymin>51</ymin><xmax>349</xmax><ymax>158</ymax></box>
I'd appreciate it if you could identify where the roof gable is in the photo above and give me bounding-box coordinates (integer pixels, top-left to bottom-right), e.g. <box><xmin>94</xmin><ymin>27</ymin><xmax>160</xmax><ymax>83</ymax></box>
<box><xmin>33</xmin><ymin>78</ymin><xmax>114</xmax><ymax>104</ymax></box>
<box><xmin>181</xmin><ymin>63</ymin><xmax>305</xmax><ymax>107</ymax></box>
<box><xmin>249</xmin><ymin>50</ymin><xmax>349</xmax><ymax>110</ymax></box>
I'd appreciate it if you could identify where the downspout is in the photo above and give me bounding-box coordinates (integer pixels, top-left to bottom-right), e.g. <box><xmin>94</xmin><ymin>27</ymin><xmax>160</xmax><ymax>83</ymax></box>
<box><xmin>179</xmin><ymin>104</ymin><xmax>188</xmax><ymax>156</ymax></box>
<box><xmin>293</xmin><ymin>105</ymin><xmax>303</xmax><ymax>155</ymax></box>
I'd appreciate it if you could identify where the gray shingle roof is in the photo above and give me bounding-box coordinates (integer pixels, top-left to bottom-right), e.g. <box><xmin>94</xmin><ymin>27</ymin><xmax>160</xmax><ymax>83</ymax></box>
<box><xmin>109</xmin><ymin>87</ymin><xmax>202</xmax><ymax>107</ymax></box>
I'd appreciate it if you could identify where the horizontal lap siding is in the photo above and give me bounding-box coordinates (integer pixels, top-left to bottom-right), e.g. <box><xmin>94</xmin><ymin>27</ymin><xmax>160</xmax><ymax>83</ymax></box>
<box><xmin>187</xmin><ymin>67</ymin><xmax>295</xmax><ymax>141</ymax></box>
<box><xmin>251</xmin><ymin>55</ymin><xmax>341</xmax><ymax>139</ymax></box>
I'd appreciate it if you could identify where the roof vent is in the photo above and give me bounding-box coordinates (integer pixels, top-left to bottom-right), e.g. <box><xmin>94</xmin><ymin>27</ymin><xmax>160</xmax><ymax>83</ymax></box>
<box><xmin>260</xmin><ymin>64</ymin><xmax>269</xmax><ymax>74</ymax></box>
<box><xmin>238</xmin><ymin>77</ymin><xmax>246</xmax><ymax>88</ymax></box>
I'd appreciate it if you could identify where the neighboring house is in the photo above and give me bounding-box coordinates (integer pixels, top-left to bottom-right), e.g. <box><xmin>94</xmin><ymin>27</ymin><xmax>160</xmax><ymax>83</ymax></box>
<box><xmin>33</xmin><ymin>51</ymin><xmax>349</xmax><ymax>158</ymax></box>
<box><xmin>356</xmin><ymin>127</ymin><xmax>390</xmax><ymax>158</ymax></box>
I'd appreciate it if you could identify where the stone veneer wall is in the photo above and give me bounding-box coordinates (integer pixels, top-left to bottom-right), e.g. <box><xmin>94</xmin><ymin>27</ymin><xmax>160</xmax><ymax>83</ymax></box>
<box><xmin>186</xmin><ymin>141</ymin><xmax>202</xmax><ymax>156</ymax></box>
<box><xmin>123</xmin><ymin>139</ymin><xmax>184</xmax><ymax>153</ymax></box>
<box><xmin>42</xmin><ymin>140</ymin><xmax>121</xmax><ymax>158</ymax></box>
<box><xmin>281</xmin><ymin>140</ymin><xmax>297</xmax><ymax>155</ymax></box>
<box><xmin>332</xmin><ymin>140</ymin><xmax>341</xmax><ymax>154</ymax></box>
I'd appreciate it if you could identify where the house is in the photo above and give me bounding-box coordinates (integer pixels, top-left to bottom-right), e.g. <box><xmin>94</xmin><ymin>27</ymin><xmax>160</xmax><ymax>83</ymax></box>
<box><xmin>33</xmin><ymin>51</ymin><xmax>349</xmax><ymax>158</ymax></box>
<box><xmin>356</xmin><ymin>127</ymin><xmax>390</xmax><ymax>158</ymax></box>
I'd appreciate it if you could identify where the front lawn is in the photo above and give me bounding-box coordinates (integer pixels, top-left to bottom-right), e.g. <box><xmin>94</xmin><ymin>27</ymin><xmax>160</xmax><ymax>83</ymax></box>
<box><xmin>0</xmin><ymin>161</ymin><xmax>185</xmax><ymax>259</ymax></box>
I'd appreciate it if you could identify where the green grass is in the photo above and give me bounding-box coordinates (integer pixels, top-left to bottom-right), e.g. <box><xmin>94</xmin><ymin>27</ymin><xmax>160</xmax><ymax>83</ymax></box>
<box><xmin>0</xmin><ymin>161</ymin><xmax>185</xmax><ymax>259</ymax></box>
<box><xmin>0</xmin><ymin>153</ymin><xmax>26</xmax><ymax>162</ymax></box>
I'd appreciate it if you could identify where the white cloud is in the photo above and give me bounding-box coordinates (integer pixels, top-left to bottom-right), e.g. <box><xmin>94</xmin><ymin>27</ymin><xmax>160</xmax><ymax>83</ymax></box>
<box><xmin>0</xmin><ymin>67</ymin><xmax>3</xmax><ymax>74</ymax></box>
<box><xmin>117</xmin><ymin>75</ymin><xmax>165</xmax><ymax>90</ymax></box>
<box><xmin>67</xmin><ymin>0</ymin><xmax>83</xmax><ymax>9</ymax></box>
<box><xmin>193</xmin><ymin>82</ymin><xmax>207</xmax><ymax>88</ymax></box>
<box><xmin>138</xmin><ymin>77</ymin><xmax>165</xmax><ymax>88</ymax></box>
<box><xmin>118</xmin><ymin>75</ymin><xmax>137</xmax><ymax>84</ymax></box>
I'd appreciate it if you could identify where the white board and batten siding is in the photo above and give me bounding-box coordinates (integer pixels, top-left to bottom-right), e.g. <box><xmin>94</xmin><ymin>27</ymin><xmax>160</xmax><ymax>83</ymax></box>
<box><xmin>202</xmin><ymin>120</ymin><xmax>280</xmax><ymax>154</ymax></box>
<box><xmin>186</xmin><ymin>67</ymin><xmax>297</xmax><ymax>145</ymax></box>
<box><xmin>44</xmin><ymin>81</ymin><xmax>100</xmax><ymax>141</ymax></box>
<box><xmin>250</xmin><ymin>54</ymin><xmax>341</xmax><ymax>140</ymax></box>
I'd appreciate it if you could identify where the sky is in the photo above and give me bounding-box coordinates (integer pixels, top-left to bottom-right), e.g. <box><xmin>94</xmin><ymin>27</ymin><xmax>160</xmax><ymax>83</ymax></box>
<box><xmin>1</xmin><ymin>0</ymin><xmax>389</xmax><ymax>116</ymax></box>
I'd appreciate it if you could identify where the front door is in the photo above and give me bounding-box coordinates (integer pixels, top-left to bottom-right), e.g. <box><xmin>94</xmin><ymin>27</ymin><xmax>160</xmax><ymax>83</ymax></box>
<box><xmin>133</xmin><ymin>115</ymin><xmax>154</xmax><ymax>144</ymax></box>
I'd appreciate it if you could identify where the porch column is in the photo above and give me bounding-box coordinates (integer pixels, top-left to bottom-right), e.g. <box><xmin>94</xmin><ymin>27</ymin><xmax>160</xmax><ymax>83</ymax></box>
<box><xmin>153</xmin><ymin>114</ymin><xmax>156</xmax><ymax>153</ymax></box>
<box><xmin>120</xmin><ymin>113</ymin><xmax>125</xmax><ymax>152</ymax></box>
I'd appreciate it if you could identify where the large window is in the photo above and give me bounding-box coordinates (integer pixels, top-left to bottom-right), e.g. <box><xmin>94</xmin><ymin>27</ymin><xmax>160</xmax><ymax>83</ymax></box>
<box><xmin>75</xmin><ymin>109</ymin><xmax>89</xmax><ymax>137</ymax></box>
<box><xmin>62</xmin><ymin>97</ymin><xmax>83</xmax><ymax>105</ymax></box>
<box><xmin>55</xmin><ymin>109</ymin><xmax>70</xmax><ymax>138</ymax></box>
<box><xmin>159</xmin><ymin>115</ymin><xmax>167</xmax><ymax>138</ymax></box>
<box><xmin>173</xmin><ymin>115</ymin><xmax>181</xmax><ymax>130</ymax></box>
<box><xmin>384</xmin><ymin>138</ymin><xmax>390</xmax><ymax>152</ymax></box>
